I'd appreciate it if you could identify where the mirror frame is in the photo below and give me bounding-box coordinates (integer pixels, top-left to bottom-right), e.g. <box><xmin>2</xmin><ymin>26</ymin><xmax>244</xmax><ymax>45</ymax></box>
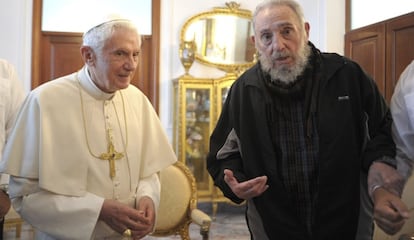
<box><xmin>180</xmin><ymin>2</ymin><xmax>256</xmax><ymax>73</ymax></box>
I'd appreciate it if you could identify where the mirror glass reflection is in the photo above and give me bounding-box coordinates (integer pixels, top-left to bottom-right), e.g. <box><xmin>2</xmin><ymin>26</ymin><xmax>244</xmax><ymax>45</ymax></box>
<box><xmin>184</xmin><ymin>15</ymin><xmax>255</xmax><ymax>66</ymax></box>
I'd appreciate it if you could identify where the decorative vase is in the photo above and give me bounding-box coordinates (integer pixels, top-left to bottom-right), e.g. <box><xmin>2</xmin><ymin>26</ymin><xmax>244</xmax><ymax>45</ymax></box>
<box><xmin>179</xmin><ymin>40</ymin><xmax>197</xmax><ymax>76</ymax></box>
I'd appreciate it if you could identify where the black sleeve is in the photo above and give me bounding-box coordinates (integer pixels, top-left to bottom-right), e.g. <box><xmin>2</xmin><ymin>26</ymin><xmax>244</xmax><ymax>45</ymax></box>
<box><xmin>357</xmin><ymin>62</ymin><xmax>396</xmax><ymax>170</ymax></box>
<box><xmin>206</xmin><ymin>87</ymin><xmax>246</xmax><ymax>204</ymax></box>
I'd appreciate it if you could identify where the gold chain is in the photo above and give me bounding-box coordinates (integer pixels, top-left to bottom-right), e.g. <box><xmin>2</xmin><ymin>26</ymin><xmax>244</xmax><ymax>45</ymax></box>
<box><xmin>77</xmin><ymin>74</ymin><xmax>128</xmax><ymax>160</ymax></box>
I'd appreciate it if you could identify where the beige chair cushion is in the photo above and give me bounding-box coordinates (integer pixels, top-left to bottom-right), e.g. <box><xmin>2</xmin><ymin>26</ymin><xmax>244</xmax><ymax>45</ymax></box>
<box><xmin>155</xmin><ymin>164</ymin><xmax>191</xmax><ymax>231</ymax></box>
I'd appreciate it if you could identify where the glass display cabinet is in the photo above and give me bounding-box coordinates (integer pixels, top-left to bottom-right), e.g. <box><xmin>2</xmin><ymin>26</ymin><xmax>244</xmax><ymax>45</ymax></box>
<box><xmin>174</xmin><ymin>2</ymin><xmax>255</xmax><ymax>217</ymax></box>
<box><xmin>172</xmin><ymin>74</ymin><xmax>236</xmax><ymax>214</ymax></box>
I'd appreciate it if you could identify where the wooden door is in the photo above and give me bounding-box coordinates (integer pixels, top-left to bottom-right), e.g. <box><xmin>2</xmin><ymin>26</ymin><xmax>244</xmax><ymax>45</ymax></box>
<box><xmin>344</xmin><ymin>23</ymin><xmax>386</xmax><ymax>96</ymax></box>
<box><xmin>31</xmin><ymin>0</ymin><xmax>160</xmax><ymax>111</ymax></box>
<box><xmin>345</xmin><ymin>12</ymin><xmax>414</xmax><ymax>103</ymax></box>
<box><xmin>385</xmin><ymin>12</ymin><xmax>414</xmax><ymax>101</ymax></box>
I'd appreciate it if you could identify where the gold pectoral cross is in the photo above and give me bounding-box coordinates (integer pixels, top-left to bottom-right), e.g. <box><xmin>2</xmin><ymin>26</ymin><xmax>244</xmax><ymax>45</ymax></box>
<box><xmin>99</xmin><ymin>141</ymin><xmax>124</xmax><ymax>179</ymax></box>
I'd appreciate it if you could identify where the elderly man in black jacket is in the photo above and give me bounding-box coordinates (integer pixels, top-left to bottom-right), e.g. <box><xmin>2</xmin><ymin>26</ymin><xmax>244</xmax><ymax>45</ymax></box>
<box><xmin>207</xmin><ymin>0</ymin><xmax>408</xmax><ymax>239</ymax></box>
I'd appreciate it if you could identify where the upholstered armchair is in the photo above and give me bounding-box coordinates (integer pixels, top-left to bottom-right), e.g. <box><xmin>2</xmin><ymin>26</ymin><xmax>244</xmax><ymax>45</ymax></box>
<box><xmin>151</xmin><ymin>161</ymin><xmax>212</xmax><ymax>240</ymax></box>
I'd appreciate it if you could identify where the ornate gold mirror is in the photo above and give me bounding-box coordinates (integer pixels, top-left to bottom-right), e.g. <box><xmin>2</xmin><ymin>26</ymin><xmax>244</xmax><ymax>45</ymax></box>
<box><xmin>180</xmin><ymin>2</ymin><xmax>256</xmax><ymax>73</ymax></box>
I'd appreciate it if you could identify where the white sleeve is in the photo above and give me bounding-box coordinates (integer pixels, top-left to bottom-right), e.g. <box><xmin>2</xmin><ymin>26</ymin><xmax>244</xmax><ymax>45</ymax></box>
<box><xmin>4</xmin><ymin>63</ymin><xmax>26</xmax><ymax>140</ymax></box>
<box><xmin>10</xmin><ymin>176</ymin><xmax>104</xmax><ymax>240</ymax></box>
<box><xmin>135</xmin><ymin>172</ymin><xmax>161</xmax><ymax>211</ymax></box>
<box><xmin>391</xmin><ymin>61</ymin><xmax>414</xmax><ymax>181</ymax></box>
<box><xmin>0</xmin><ymin>61</ymin><xmax>26</xmax><ymax>183</ymax></box>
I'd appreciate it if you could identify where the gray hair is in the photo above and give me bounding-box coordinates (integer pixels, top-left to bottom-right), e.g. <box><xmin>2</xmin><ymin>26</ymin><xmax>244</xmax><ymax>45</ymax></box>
<box><xmin>253</xmin><ymin>0</ymin><xmax>306</xmax><ymax>31</ymax></box>
<box><xmin>82</xmin><ymin>20</ymin><xmax>142</xmax><ymax>54</ymax></box>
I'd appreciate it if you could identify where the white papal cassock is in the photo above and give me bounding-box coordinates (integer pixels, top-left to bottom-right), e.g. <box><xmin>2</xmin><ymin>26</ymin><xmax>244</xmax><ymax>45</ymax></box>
<box><xmin>0</xmin><ymin>66</ymin><xmax>176</xmax><ymax>239</ymax></box>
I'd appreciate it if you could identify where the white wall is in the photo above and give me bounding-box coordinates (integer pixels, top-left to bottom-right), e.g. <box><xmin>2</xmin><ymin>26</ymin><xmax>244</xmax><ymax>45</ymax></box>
<box><xmin>0</xmin><ymin>0</ymin><xmax>33</xmax><ymax>93</ymax></box>
<box><xmin>351</xmin><ymin>0</ymin><xmax>414</xmax><ymax>29</ymax></box>
<box><xmin>42</xmin><ymin>0</ymin><xmax>152</xmax><ymax>34</ymax></box>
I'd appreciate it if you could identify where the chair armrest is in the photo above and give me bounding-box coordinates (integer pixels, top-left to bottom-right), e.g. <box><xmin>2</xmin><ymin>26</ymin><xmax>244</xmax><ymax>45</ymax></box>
<box><xmin>191</xmin><ymin>209</ymin><xmax>212</xmax><ymax>240</ymax></box>
<box><xmin>190</xmin><ymin>208</ymin><xmax>212</xmax><ymax>226</ymax></box>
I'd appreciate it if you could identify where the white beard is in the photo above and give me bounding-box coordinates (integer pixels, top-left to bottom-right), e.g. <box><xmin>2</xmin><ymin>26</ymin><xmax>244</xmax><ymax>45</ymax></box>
<box><xmin>259</xmin><ymin>42</ymin><xmax>311</xmax><ymax>85</ymax></box>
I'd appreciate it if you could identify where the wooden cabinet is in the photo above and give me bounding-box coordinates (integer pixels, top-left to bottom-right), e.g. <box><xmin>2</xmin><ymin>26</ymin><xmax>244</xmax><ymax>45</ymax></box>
<box><xmin>172</xmin><ymin>74</ymin><xmax>236</xmax><ymax>215</ymax></box>
<box><xmin>345</xmin><ymin>12</ymin><xmax>414</xmax><ymax>103</ymax></box>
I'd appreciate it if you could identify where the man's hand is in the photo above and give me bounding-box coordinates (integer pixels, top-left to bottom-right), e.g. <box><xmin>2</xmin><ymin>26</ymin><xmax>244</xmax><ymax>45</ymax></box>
<box><xmin>134</xmin><ymin>196</ymin><xmax>156</xmax><ymax>239</ymax></box>
<box><xmin>368</xmin><ymin>161</ymin><xmax>405</xmax><ymax>197</ymax></box>
<box><xmin>373</xmin><ymin>187</ymin><xmax>409</xmax><ymax>235</ymax></box>
<box><xmin>224</xmin><ymin>169</ymin><xmax>268</xmax><ymax>200</ymax></box>
<box><xmin>99</xmin><ymin>197</ymin><xmax>155</xmax><ymax>239</ymax></box>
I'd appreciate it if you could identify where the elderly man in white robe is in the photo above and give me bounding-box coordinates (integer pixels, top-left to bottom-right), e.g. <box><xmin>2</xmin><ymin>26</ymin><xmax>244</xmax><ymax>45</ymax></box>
<box><xmin>0</xmin><ymin>18</ymin><xmax>176</xmax><ymax>239</ymax></box>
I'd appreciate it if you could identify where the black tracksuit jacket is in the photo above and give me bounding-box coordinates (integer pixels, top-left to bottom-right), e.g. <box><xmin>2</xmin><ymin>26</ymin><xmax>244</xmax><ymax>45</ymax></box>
<box><xmin>207</xmin><ymin>45</ymin><xmax>395</xmax><ymax>240</ymax></box>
